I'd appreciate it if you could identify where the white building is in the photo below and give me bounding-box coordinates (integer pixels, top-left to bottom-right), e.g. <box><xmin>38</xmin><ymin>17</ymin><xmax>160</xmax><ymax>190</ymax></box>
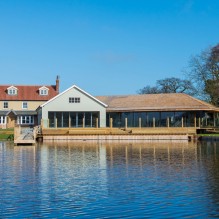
<box><xmin>39</xmin><ymin>85</ymin><xmax>107</xmax><ymax>128</ymax></box>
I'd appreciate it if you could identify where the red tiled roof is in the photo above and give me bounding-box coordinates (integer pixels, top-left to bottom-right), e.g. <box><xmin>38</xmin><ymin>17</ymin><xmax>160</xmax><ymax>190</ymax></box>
<box><xmin>96</xmin><ymin>93</ymin><xmax>219</xmax><ymax>112</ymax></box>
<box><xmin>0</xmin><ymin>85</ymin><xmax>58</xmax><ymax>101</ymax></box>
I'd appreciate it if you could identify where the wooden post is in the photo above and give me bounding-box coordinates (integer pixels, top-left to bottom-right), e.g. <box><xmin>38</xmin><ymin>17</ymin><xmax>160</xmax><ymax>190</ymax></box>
<box><xmin>182</xmin><ymin>117</ymin><xmax>184</xmax><ymax>127</ymax></box>
<box><xmin>110</xmin><ymin>118</ymin><xmax>113</xmax><ymax>128</ymax></box>
<box><xmin>41</xmin><ymin>119</ymin><xmax>43</xmax><ymax>128</ymax></box>
<box><xmin>4</xmin><ymin>116</ymin><xmax>6</xmax><ymax>127</ymax></box>
<box><xmin>96</xmin><ymin>118</ymin><xmax>98</xmax><ymax>128</ymax></box>
<box><xmin>214</xmin><ymin>113</ymin><xmax>216</xmax><ymax>127</ymax></box>
<box><xmin>69</xmin><ymin>117</ymin><xmax>71</xmax><ymax>128</ymax></box>
<box><xmin>139</xmin><ymin>117</ymin><xmax>141</xmax><ymax>128</ymax></box>
<box><xmin>167</xmin><ymin>117</ymin><xmax>169</xmax><ymax>128</ymax></box>
<box><xmin>125</xmin><ymin>118</ymin><xmax>128</xmax><ymax>129</ymax></box>
<box><xmin>194</xmin><ymin>117</ymin><xmax>196</xmax><ymax>128</ymax></box>
<box><xmin>199</xmin><ymin>117</ymin><xmax>201</xmax><ymax>127</ymax></box>
<box><xmin>19</xmin><ymin>125</ymin><xmax>21</xmax><ymax>135</ymax></box>
<box><xmin>55</xmin><ymin>118</ymin><xmax>57</xmax><ymax>128</ymax></box>
<box><xmin>83</xmin><ymin>117</ymin><xmax>85</xmax><ymax>128</ymax></box>
<box><xmin>153</xmin><ymin>117</ymin><xmax>155</xmax><ymax>128</ymax></box>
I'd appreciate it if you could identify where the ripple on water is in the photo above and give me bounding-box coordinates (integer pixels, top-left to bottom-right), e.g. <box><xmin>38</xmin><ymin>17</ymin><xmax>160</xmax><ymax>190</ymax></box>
<box><xmin>0</xmin><ymin>141</ymin><xmax>219</xmax><ymax>218</ymax></box>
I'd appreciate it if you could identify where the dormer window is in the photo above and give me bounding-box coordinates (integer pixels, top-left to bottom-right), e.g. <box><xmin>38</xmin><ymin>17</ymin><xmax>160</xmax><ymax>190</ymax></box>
<box><xmin>39</xmin><ymin>86</ymin><xmax>49</xmax><ymax>96</ymax></box>
<box><xmin>7</xmin><ymin>86</ymin><xmax>18</xmax><ymax>95</ymax></box>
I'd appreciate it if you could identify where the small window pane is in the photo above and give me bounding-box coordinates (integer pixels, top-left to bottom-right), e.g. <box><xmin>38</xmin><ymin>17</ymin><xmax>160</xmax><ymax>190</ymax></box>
<box><xmin>19</xmin><ymin>116</ymin><xmax>34</xmax><ymax>124</ymax></box>
<box><xmin>40</xmin><ymin>89</ymin><xmax>48</xmax><ymax>95</ymax></box>
<box><xmin>22</xmin><ymin>102</ymin><xmax>28</xmax><ymax>109</ymax></box>
<box><xmin>69</xmin><ymin>97</ymin><xmax>80</xmax><ymax>103</ymax></box>
<box><xmin>3</xmin><ymin>102</ymin><xmax>8</xmax><ymax>108</ymax></box>
<box><xmin>8</xmin><ymin>89</ymin><xmax>17</xmax><ymax>95</ymax></box>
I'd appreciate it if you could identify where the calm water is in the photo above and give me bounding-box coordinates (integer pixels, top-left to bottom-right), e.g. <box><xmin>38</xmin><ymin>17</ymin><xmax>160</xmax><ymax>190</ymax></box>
<box><xmin>0</xmin><ymin>140</ymin><xmax>219</xmax><ymax>218</ymax></box>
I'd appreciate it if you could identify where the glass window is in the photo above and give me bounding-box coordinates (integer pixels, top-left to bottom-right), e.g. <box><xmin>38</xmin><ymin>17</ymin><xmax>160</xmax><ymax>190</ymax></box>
<box><xmin>133</xmin><ymin>112</ymin><xmax>146</xmax><ymax>127</ymax></box>
<box><xmin>49</xmin><ymin>111</ymin><xmax>101</xmax><ymax>128</ymax></box>
<box><xmin>108</xmin><ymin>112</ymin><xmax>122</xmax><ymax>128</ymax></box>
<box><xmin>8</xmin><ymin>89</ymin><xmax>17</xmax><ymax>95</ymax></box>
<box><xmin>56</xmin><ymin>112</ymin><xmax>62</xmax><ymax>128</ymax></box>
<box><xmin>3</xmin><ymin>102</ymin><xmax>8</xmax><ymax>109</ymax></box>
<box><xmin>63</xmin><ymin>112</ymin><xmax>69</xmax><ymax>127</ymax></box>
<box><xmin>160</xmin><ymin>112</ymin><xmax>174</xmax><ymax>127</ymax></box>
<box><xmin>146</xmin><ymin>112</ymin><xmax>160</xmax><ymax>127</ymax></box>
<box><xmin>92</xmin><ymin>112</ymin><xmax>99</xmax><ymax>127</ymax></box>
<box><xmin>85</xmin><ymin>112</ymin><xmax>91</xmax><ymax>127</ymax></box>
<box><xmin>17</xmin><ymin>116</ymin><xmax>34</xmax><ymax>125</ymax></box>
<box><xmin>121</xmin><ymin>112</ymin><xmax>134</xmax><ymax>127</ymax></box>
<box><xmin>69</xmin><ymin>97</ymin><xmax>80</xmax><ymax>103</ymax></box>
<box><xmin>174</xmin><ymin>112</ymin><xmax>184</xmax><ymax>127</ymax></box>
<box><xmin>22</xmin><ymin>102</ymin><xmax>28</xmax><ymax>109</ymax></box>
<box><xmin>75</xmin><ymin>98</ymin><xmax>80</xmax><ymax>103</ymax></box>
<box><xmin>40</xmin><ymin>89</ymin><xmax>48</xmax><ymax>95</ymax></box>
<box><xmin>48</xmin><ymin>112</ymin><xmax>55</xmax><ymax>128</ymax></box>
<box><xmin>70</xmin><ymin>112</ymin><xmax>77</xmax><ymax>127</ymax></box>
<box><xmin>0</xmin><ymin>116</ymin><xmax>5</xmax><ymax>124</ymax></box>
<box><xmin>78</xmin><ymin>113</ymin><xmax>84</xmax><ymax>127</ymax></box>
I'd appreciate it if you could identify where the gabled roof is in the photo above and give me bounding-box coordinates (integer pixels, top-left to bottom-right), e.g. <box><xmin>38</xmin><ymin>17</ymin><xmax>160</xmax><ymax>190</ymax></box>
<box><xmin>6</xmin><ymin>110</ymin><xmax>17</xmax><ymax>116</ymax></box>
<box><xmin>96</xmin><ymin>93</ymin><xmax>219</xmax><ymax>112</ymax></box>
<box><xmin>7</xmin><ymin>86</ymin><xmax>18</xmax><ymax>90</ymax></box>
<box><xmin>0</xmin><ymin>85</ymin><xmax>58</xmax><ymax>101</ymax></box>
<box><xmin>41</xmin><ymin>85</ymin><xmax>108</xmax><ymax>108</ymax></box>
<box><xmin>39</xmin><ymin>86</ymin><xmax>49</xmax><ymax>90</ymax></box>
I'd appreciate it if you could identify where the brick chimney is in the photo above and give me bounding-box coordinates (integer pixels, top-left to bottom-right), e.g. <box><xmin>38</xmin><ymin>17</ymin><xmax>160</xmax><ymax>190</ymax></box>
<box><xmin>56</xmin><ymin>75</ymin><xmax>60</xmax><ymax>94</ymax></box>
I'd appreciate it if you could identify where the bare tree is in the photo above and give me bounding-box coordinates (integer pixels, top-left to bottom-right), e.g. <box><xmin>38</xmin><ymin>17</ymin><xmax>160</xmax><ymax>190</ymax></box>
<box><xmin>157</xmin><ymin>77</ymin><xmax>196</xmax><ymax>94</ymax></box>
<box><xmin>138</xmin><ymin>77</ymin><xmax>196</xmax><ymax>95</ymax></box>
<box><xmin>138</xmin><ymin>85</ymin><xmax>161</xmax><ymax>94</ymax></box>
<box><xmin>186</xmin><ymin>44</ymin><xmax>219</xmax><ymax>105</ymax></box>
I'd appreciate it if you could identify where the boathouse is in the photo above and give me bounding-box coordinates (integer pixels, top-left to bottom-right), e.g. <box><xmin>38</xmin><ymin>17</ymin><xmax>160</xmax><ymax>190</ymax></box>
<box><xmin>39</xmin><ymin>85</ymin><xmax>108</xmax><ymax>128</ymax></box>
<box><xmin>39</xmin><ymin>85</ymin><xmax>219</xmax><ymax>130</ymax></box>
<box><xmin>97</xmin><ymin>93</ymin><xmax>219</xmax><ymax>128</ymax></box>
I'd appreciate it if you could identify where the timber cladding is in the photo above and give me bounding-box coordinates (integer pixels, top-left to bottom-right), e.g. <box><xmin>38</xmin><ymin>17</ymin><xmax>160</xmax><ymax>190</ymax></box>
<box><xmin>42</xmin><ymin>127</ymin><xmax>197</xmax><ymax>135</ymax></box>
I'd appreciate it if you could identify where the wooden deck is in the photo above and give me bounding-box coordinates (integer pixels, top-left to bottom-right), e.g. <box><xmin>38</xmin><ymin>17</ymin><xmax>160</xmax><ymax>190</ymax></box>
<box><xmin>41</xmin><ymin>127</ymin><xmax>197</xmax><ymax>141</ymax></box>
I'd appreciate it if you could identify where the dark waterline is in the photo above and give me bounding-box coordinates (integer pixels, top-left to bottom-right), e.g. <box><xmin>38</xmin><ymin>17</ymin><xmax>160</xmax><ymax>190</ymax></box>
<box><xmin>0</xmin><ymin>141</ymin><xmax>219</xmax><ymax>218</ymax></box>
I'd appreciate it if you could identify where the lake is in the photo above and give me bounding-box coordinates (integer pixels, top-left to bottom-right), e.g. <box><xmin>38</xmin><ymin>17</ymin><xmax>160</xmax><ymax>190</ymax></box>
<box><xmin>0</xmin><ymin>140</ymin><xmax>219</xmax><ymax>218</ymax></box>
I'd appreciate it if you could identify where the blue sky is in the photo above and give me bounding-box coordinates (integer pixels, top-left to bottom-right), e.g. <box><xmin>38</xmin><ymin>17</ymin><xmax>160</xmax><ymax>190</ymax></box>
<box><xmin>0</xmin><ymin>0</ymin><xmax>219</xmax><ymax>95</ymax></box>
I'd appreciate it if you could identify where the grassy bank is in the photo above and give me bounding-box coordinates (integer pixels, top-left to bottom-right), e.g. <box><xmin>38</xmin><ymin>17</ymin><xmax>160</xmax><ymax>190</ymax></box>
<box><xmin>0</xmin><ymin>128</ymin><xmax>14</xmax><ymax>140</ymax></box>
<box><xmin>198</xmin><ymin>133</ymin><xmax>219</xmax><ymax>137</ymax></box>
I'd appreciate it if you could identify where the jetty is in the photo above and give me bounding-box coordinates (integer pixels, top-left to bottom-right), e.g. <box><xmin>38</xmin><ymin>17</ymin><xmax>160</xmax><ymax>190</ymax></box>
<box><xmin>14</xmin><ymin>126</ymin><xmax>40</xmax><ymax>145</ymax></box>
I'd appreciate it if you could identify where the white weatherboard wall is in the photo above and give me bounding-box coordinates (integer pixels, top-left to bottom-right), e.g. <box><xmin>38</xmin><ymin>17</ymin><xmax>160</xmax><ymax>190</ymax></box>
<box><xmin>41</xmin><ymin>86</ymin><xmax>107</xmax><ymax>127</ymax></box>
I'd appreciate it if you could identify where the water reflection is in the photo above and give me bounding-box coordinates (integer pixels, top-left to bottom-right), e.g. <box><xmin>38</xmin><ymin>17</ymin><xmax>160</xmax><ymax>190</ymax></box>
<box><xmin>0</xmin><ymin>140</ymin><xmax>219</xmax><ymax>218</ymax></box>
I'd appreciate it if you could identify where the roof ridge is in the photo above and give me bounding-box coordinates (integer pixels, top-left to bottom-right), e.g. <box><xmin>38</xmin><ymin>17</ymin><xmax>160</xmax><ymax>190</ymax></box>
<box><xmin>96</xmin><ymin>93</ymin><xmax>184</xmax><ymax>98</ymax></box>
<box><xmin>0</xmin><ymin>84</ymin><xmax>55</xmax><ymax>87</ymax></box>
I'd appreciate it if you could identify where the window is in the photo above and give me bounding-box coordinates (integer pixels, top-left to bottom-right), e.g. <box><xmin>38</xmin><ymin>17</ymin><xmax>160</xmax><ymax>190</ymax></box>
<box><xmin>22</xmin><ymin>102</ymin><xmax>28</xmax><ymax>109</ymax></box>
<box><xmin>39</xmin><ymin>86</ymin><xmax>49</xmax><ymax>95</ymax></box>
<box><xmin>69</xmin><ymin>97</ymin><xmax>80</xmax><ymax>103</ymax></box>
<box><xmin>17</xmin><ymin>116</ymin><xmax>34</xmax><ymax>125</ymax></box>
<box><xmin>3</xmin><ymin>102</ymin><xmax>8</xmax><ymax>109</ymax></box>
<box><xmin>40</xmin><ymin>89</ymin><xmax>48</xmax><ymax>95</ymax></box>
<box><xmin>7</xmin><ymin>86</ymin><xmax>18</xmax><ymax>95</ymax></box>
<box><xmin>0</xmin><ymin>116</ymin><xmax>5</xmax><ymax>124</ymax></box>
